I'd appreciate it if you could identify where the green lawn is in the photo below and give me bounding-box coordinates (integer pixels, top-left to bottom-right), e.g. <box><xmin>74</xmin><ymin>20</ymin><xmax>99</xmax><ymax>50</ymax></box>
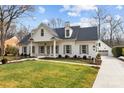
<box><xmin>0</xmin><ymin>61</ymin><xmax>98</xmax><ymax>88</ymax></box>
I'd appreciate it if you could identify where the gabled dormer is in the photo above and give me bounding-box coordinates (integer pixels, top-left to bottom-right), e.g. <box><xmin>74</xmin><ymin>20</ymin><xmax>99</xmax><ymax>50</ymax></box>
<box><xmin>65</xmin><ymin>22</ymin><xmax>73</xmax><ymax>38</ymax></box>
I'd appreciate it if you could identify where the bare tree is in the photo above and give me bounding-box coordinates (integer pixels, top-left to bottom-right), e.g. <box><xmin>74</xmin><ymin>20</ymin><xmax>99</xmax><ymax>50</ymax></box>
<box><xmin>16</xmin><ymin>24</ymin><xmax>29</xmax><ymax>40</ymax></box>
<box><xmin>105</xmin><ymin>15</ymin><xmax>123</xmax><ymax>47</ymax></box>
<box><xmin>0</xmin><ymin>5</ymin><xmax>34</xmax><ymax>57</ymax></box>
<box><xmin>6</xmin><ymin>23</ymin><xmax>17</xmax><ymax>39</ymax></box>
<box><xmin>45</xmin><ymin>18</ymin><xmax>64</xmax><ymax>28</ymax></box>
<box><xmin>93</xmin><ymin>7</ymin><xmax>107</xmax><ymax>39</ymax></box>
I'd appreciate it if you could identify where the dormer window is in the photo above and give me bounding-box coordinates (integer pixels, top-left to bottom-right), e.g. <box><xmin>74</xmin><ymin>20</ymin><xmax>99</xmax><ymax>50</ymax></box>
<box><xmin>64</xmin><ymin>22</ymin><xmax>73</xmax><ymax>38</ymax></box>
<box><xmin>41</xmin><ymin>29</ymin><xmax>44</xmax><ymax>36</ymax></box>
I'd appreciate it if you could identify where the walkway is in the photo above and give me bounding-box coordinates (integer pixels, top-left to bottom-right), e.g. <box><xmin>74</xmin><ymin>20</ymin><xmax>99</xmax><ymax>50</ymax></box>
<box><xmin>93</xmin><ymin>56</ymin><xmax>124</xmax><ymax>88</ymax></box>
<box><xmin>0</xmin><ymin>58</ymin><xmax>100</xmax><ymax>68</ymax></box>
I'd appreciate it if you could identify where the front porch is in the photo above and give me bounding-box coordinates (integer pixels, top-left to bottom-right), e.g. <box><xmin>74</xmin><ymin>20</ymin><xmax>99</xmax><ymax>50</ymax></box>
<box><xmin>30</xmin><ymin>40</ymin><xmax>58</xmax><ymax>58</ymax></box>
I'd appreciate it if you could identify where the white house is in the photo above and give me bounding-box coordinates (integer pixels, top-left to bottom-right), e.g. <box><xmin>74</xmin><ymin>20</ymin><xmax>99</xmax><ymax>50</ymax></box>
<box><xmin>19</xmin><ymin>22</ymin><xmax>112</xmax><ymax>58</ymax></box>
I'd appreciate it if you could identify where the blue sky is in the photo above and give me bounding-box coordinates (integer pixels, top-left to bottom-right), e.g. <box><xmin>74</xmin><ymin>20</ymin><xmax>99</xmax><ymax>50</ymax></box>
<box><xmin>18</xmin><ymin>5</ymin><xmax>124</xmax><ymax>30</ymax></box>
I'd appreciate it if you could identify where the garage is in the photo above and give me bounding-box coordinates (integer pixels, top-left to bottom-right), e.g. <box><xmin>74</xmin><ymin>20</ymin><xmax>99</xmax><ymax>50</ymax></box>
<box><xmin>98</xmin><ymin>50</ymin><xmax>108</xmax><ymax>56</ymax></box>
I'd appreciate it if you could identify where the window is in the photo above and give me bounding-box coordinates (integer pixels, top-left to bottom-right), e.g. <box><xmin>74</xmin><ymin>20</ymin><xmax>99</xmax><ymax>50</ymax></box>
<box><xmin>51</xmin><ymin>45</ymin><xmax>53</xmax><ymax>54</ymax></box>
<box><xmin>23</xmin><ymin>47</ymin><xmax>27</xmax><ymax>54</ymax></box>
<box><xmin>39</xmin><ymin>46</ymin><xmax>44</xmax><ymax>53</ymax></box>
<box><xmin>93</xmin><ymin>45</ymin><xmax>95</xmax><ymax>48</ymax></box>
<box><xmin>64</xmin><ymin>45</ymin><xmax>72</xmax><ymax>54</ymax></box>
<box><xmin>32</xmin><ymin>46</ymin><xmax>35</xmax><ymax>53</ymax></box>
<box><xmin>56</xmin><ymin>46</ymin><xmax>59</xmax><ymax>54</ymax></box>
<box><xmin>80</xmin><ymin>45</ymin><xmax>88</xmax><ymax>54</ymax></box>
<box><xmin>66</xmin><ymin>30</ymin><xmax>70</xmax><ymax>37</ymax></box>
<box><xmin>99</xmin><ymin>43</ymin><xmax>101</xmax><ymax>47</ymax></box>
<box><xmin>41</xmin><ymin>29</ymin><xmax>44</xmax><ymax>36</ymax></box>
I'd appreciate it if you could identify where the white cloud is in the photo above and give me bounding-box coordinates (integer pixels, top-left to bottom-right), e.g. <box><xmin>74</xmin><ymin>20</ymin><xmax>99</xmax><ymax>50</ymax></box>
<box><xmin>71</xmin><ymin>17</ymin><xmax>97</xmax><ymax>27</ymax></box>
<box><xmin>80</xmin><ymin>17</ymin><xmax>97</xmax><ymax>27</ymax></box>
<box><xmin>68</xmin><ymin>12</ymin><xmax>79</xmax><ymax>17</ymax></box>
<box><xmin>42</xmin><ymin>19</ymin><xmax>49</xmax><ymax>23</ymax></box>
<box><xmin>60</xmin><ymin>5</ymin><xmax>71</xmax><ymax>12</ymax></box>
<box><xmin>39</xmin><ymin>6</ymin><xmax>45</xmax><ymax>14</ymax></box>
<box><xmin>60</xmin><ymin>5</ymin><xmax>97</xmax><ymax>17</ymax></box>
<box><xmin>116</xmin><ymin>5</ymin><xmax>123</xmax><ymax>10</ymax></box>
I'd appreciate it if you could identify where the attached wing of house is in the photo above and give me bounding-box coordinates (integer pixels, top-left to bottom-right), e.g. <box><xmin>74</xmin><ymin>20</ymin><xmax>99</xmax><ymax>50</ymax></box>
<box><xmin>19</xmin><ymin>22</ymin><xmax>112</xmax><ymax>58</ymax></box>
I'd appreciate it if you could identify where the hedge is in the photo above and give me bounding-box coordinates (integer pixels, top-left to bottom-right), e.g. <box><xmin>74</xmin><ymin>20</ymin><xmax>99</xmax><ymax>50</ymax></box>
<box><xmin>112</xmin><ymin>47</ymin><xmax>123</xmax><ymax>57</ymax></box>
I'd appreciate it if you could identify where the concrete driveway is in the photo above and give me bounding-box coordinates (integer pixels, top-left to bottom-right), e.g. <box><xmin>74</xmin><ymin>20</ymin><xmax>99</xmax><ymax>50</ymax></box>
<box><xmin>93</xmin><ymin>56</ymin><xmax>124</xmax><ymax>88</ymax></box>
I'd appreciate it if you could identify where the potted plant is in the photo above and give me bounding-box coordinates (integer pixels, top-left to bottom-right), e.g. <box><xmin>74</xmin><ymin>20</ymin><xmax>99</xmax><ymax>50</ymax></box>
<box><xmin>95</xmin><ymin>53</ymin><xmax>102</xmax><ymax>65</ymax></box>
<box><xmin>1</xmin><ymin>58</ymin><xmax>8</xmax><ymax>64</ymax></box>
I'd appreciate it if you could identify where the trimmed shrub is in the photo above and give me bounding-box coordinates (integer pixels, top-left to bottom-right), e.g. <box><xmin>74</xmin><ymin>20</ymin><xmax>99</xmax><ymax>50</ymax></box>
<box><xmin>73</xmin><ymin>55</ymin><xmax>77</xmax><ymax>58</ymax></box>
<box><xmin>24</xmin><ymin>54</ymin><xmax>27</xmax><ymax>57</ymax></box>
<box><xmin>112</xmin><ymin>47</ymin><xmax>122</xmax><ymax>57</ymax></box>
<box><xmin>122</xmin><ymin>48</ymin><xmax>124</xmax><ymax>56</ymax></box>
<box><xmin>92</xmin><ymin>57</ymin><xmax>94</xmax><ymax>61</ymax></box>
<box><xmin>65</xmin><ymin>55</ymin><xmax>69</xmax><ymax>58</ymax></box>
<box><xmin>83</xmin><ymin>55</ymin><xmax>87</xmax><ymax>60</ymax></box>
<box><xmin>1</xmin><ymin>58</ymin><xmax>8</xmax><ymax>64</ymax></box>
<box><xmin>58</xmin><ymin>55</ymin><xmax>62</xmax><ymax>58</ymax></box>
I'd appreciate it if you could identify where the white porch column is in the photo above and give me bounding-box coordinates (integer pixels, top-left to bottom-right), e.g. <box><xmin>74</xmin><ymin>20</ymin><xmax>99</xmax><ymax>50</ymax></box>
<box><xmin>30</xmin><ymin>41</ymin><xmax>32</xmax><ymax>57</ymax></box>
<box><xmin>53</xmin><ymin>40</ymin><xmax>56</xmax><ymax>58</ymax></box>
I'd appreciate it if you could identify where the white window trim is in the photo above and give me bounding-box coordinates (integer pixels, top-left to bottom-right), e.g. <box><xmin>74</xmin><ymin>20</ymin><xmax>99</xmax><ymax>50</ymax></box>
<box><xmin>64</xmin><ymin>45</ymin><xmax>72</xmax><ymax>54</ymax></box>
<box><xmin>80</xmin><ymin>45</ymin><xmax>89</xmax><ymax>54</ymax></box>
<box><xmin>65</xmin><ymin>28</ymin><xmax>73</xmax><ymax>38</ymax></box>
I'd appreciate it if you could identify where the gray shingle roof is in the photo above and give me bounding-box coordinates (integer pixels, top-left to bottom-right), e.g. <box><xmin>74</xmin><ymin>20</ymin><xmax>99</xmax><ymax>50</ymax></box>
<box><xmin>77</xmin><ymin>27</ymin><xmax>98</xmax><ymax>41</ymax></box>
<box><xmin>19</xmin><ymin>33</ymin><xmax>31</xmax><ymax>45</ymax></box>
<box><xmin>20</xmin><ymin>26</ymin><xmax>98</xmax><ymax>44</ymax></box>
<box><xmin>54</xmin><ymin>26</ymin><xmax>98</xmax><ymax>41</ymax></box>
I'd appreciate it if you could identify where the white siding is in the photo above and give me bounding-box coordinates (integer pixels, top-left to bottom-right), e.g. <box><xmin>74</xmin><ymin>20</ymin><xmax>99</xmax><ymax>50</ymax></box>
<box><xmin>32</xmin><ymin>27</ymin><xmax>54</xmax><ymax>42</ymax></box>
<box><xmin>97</xmin><ymin>40</ymin><xmax>112</xmax><ymax>56</ymax></box>
<box><xmin>57</xmin><ymin>40</ymin><xmax>97</xmax><ymax>58</ymax></box>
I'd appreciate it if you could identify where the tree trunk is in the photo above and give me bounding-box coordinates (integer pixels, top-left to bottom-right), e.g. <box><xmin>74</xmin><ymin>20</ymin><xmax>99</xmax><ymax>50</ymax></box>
<box><xmin>1</xmin><ymin>31</ymin><xmax>5</xmax><ymax>58</ymax></box>
<box><xmin>0</xmin><ymin>22</ymin><xmax>5</xmax><ymax>58</ymax></box>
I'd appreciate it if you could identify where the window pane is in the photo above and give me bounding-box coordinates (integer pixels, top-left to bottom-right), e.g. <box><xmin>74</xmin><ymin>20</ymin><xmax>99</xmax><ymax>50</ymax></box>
<box><xmin>32</xmin><ymin>46</ymin><xmax>35</xmax><ymax>53</ymax></box>
<box><xmin>41</xmin><ymin>29</ymin><xmax>44</xmax><ymax>36</ymax></box>
<box><xmin>66</xmin><ymin>30</ymin><xmax>69</xmax><ymax>36</ymax></box>
<box><xmin>51</xmin><ymin>45</ymin><xmax>53</xmax><ymax>54</ymax></box>
<box><xmin>80</xmin><ymin>45</ymin><xmax>88</xmax><ymax>54</ymax></box>
<box><xmin>47</xmin><ymin>46</ymin><xmax>50</xmax><ymax>54</ymax></box>
<box><xmin>99</xmin><ymin>43</ymin><xmax>101</xmax><ymax>47</ymax></box>
<box><xmin>65</xmin><ymin>45</ymin><xmax>71</xmax><ymax>54</ymax></box>
<box><xmin>39</xmin><ymin>46</ymin><xmax>44</xmax><ymax>53</ymax></box>
<box><xmin>24</xmin><ymin>47</ymin><xmax>27</xmax><ymax>53</ymax></box>
<box><xmin>56</xmin><ymin>46</ymin><xmax>59</xmax><ymax>54</ymax></box>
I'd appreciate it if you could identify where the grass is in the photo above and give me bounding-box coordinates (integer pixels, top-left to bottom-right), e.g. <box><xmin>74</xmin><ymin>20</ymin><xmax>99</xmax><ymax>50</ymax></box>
<box><xmin>0</xmin><ymin>60</ymin><xmax>98</xmax><ymax>88</ymax></box>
